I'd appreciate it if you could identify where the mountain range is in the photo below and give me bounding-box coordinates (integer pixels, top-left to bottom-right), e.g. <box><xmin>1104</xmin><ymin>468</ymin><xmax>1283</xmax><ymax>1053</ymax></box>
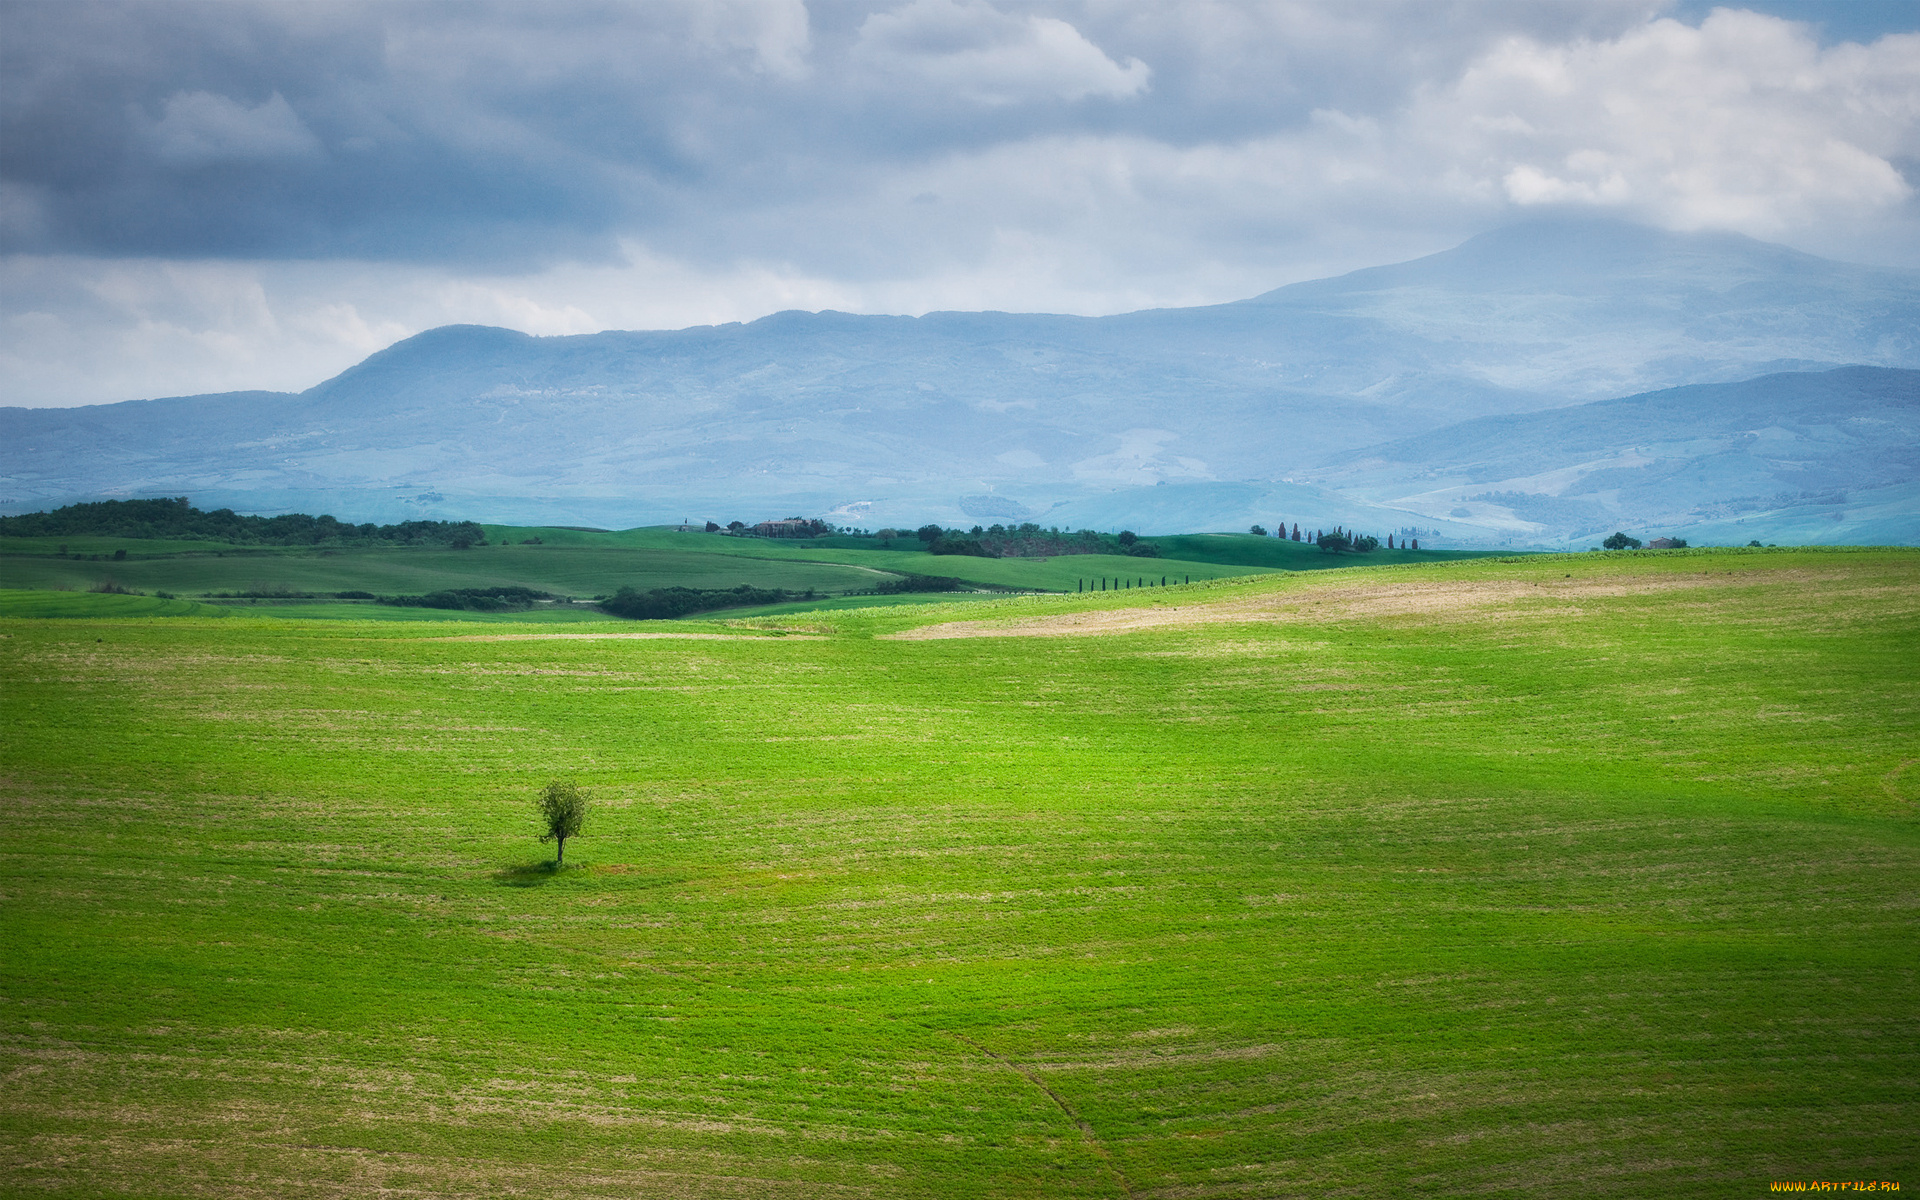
<box><xmin>4</xmin><ymin>217</ymin><xmax>1916</xmax><ymax>545</ymax></box>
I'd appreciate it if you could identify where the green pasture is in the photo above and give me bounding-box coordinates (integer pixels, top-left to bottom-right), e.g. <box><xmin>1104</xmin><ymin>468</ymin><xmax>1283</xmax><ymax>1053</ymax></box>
<box><xmin>625</xmin><ymin>538</ymin><xmax>1263</xmax><ymax>591</ymax></box>
<box><xmin>0</xmin><ymin>534</ymin><xmax>238</xmax><ymax>558</ymax></box>
<box><xmin>0</xmin><ymin>525</ymin><xmax>1280</xmax><ymax>623</ymax></box>
<box><xmin>0</xmin><ymin>588</ymin><xmax>245</xmax><ymax>619</ymax></box>
<box><xmin>1</xmin><ymin>548</ymin><xmax>1915</xmax><ymax>1197</ymax></box>
<box><xmin>497</xmin><ymin>524</ymin><xmax>1462</xmax><ymax>582</ymax></box>
<box><xmin>0</xmin><ymin>541</ymin><xmax>894</xmax><ymax>600</ymax></box>
<box><xmin>483</xmin><ymin>524</ymin><xmax>1272</xmax><ymax>590</ymax></box>
<box><xmin>221</xmin><ymin>599</ymin><xmax>624</xmax><ymax>623</ymax></box>
<box><xmin>712</xmin><ymin>590</ymin><xmax>1023</xmax><ymax>620</ymax></box>
<box><xmin>0</xmin><ymin>590</ymin><xmax>617</xmax><ymax>625</ymax></box>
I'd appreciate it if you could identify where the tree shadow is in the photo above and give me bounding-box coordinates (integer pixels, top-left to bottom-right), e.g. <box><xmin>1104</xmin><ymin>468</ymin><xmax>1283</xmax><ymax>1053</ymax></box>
<box><xmin>491</xmin><ymin>860</ymin><xmax>566</xmax><ymax>887</ymax></box>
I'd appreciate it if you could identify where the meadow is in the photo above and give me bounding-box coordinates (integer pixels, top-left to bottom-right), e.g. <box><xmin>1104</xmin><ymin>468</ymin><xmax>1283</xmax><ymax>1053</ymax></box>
<box><xmin>0</xmin><ymin>525</ymin><xmax>1487</xmax><ymax>624</ymax></box>
<box><xmin>1</xmin><ymin>547</ymin><xmax>1914</xmax><ymax>1197</ymax></box>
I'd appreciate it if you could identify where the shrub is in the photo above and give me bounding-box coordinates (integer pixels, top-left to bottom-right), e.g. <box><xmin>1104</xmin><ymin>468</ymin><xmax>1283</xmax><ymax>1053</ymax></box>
<box><xmin>600</xmin><ymin>584</ymin><xmax>791</xmax><ymax>620</ymax></box>
<box><xmin>867</xmin><ymin>574</ymin><xmax>968</xmax><ymax>595</ymax></box>
<box><xmin>381</xmin><ymin>586</ymin><xmax>551</xmax><ymax>612</ymax></box>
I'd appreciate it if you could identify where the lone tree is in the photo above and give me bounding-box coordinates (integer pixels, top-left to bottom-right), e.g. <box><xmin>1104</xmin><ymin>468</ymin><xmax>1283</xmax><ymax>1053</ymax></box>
<box><xmin>536</xmin><ymin>779</ymin><xmax>590</xmax><ymax>865</ymax></box>
<box><xmin>1603</xmin><ymin>531</ymin><xmax>1643</xmax><ymax>550</ymax></box>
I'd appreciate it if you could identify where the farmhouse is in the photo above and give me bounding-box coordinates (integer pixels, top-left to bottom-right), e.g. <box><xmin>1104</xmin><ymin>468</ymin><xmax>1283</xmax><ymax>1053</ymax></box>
<box><xmin>1648</xmin><ymin>537</ymin><xmax>1679</xmax><ymax>549</ymax></box>
<box><xmin>753</xmin><ymin>518</ymin><xmax>821</xmax><ymax>538</ymax></box>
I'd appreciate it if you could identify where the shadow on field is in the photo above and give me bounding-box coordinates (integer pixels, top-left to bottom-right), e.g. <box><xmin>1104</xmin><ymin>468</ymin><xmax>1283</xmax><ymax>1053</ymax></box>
<box><xmin>490</xmin><ymin>861</ymin><xmax>683</xmax><ymax>888</ymax></box>
<box><xmin>491</xmin><ymin>861</ymin><xmax>569</xmax><ymax>886</ymax></box>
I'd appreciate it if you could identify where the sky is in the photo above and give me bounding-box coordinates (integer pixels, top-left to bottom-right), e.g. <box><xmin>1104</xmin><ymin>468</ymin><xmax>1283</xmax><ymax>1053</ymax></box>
<box><xmin>3</xmin><ymin>0</ymin><xmax>1917</xmax><ymax>408</ymax></box>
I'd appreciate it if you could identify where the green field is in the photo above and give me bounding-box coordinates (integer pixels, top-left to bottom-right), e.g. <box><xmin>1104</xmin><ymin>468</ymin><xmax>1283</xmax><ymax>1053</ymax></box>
<box><xmin>0</xmin><ymin>526</ymin><xmax>1327</xmax><ymax>617</ymax></box>
<box><xmin>0</xmin><ymin>588</ymin><xmax>246</xmax><ymax>620</ymax></box>
<box><xmin>0</xmin><ymin>541</ymin><xmax>895</xmax><ymax>601</ymax></box>
<box><xmin>2</xmin><ymin>547</ymin><xmax>1914</xmax><ymax>1197</ymax></box>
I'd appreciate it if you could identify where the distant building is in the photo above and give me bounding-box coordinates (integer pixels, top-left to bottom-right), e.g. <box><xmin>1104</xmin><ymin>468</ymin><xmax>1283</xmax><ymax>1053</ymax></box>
<box><xmin>752</xmin><ymin>518</ymin><xmax>823</xmax><ymax>538</ymax></box>
<box><xmin>1648</xmin><ymin>537</ymin><xmax>1678</xmax><ymax>549</ymax></box>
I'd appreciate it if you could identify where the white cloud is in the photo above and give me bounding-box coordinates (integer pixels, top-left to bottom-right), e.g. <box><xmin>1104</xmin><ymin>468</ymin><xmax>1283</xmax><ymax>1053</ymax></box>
<box><xmin>1420</xmin><ymin>11</ymin><xmax>1919</xmax><ymax>234</ymax></box>
<box><xmin>0</xmin><ymin>257</ymin><xmax>404</xmax><ymax>404</ymax></box>
<box><xmin>853</xmin><ymin>0</ymin><xmax>1150</xmax><ymax>105</ymax></box>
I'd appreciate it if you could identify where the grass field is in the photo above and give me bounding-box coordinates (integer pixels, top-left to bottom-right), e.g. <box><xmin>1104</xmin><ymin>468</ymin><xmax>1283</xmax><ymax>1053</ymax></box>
<box><xmin>0</xmin><ymin>527</ymin><xmax>1320</xmax><ymax>612</ymax></box>
<box><xmin>2</xmin><ymin>547</ymin><xmax>1914</xmax><ymax>1197</ymax></box>
<box><xmin>0</xmin><ymin>588</ymin><xmax>246</xmax><ymax>619</ymax></box>
<box><xmin>0</xmin><ymin>542</ymin><xmax>894</xmax><ymax>601</ymax></box>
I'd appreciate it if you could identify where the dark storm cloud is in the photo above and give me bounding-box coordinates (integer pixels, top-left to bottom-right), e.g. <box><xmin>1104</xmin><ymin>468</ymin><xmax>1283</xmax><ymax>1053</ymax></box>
<box><xmin>2</xmin><ymin>1</ymin><xmax>790</xmax><ymax>264</ymax></box>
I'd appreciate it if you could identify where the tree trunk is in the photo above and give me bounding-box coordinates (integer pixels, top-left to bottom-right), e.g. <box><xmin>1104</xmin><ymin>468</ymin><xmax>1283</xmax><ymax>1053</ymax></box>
<box><xmin>555</xmin><ymin>836</ymin><xmax>565</xmax><ymax>866</ymax></box>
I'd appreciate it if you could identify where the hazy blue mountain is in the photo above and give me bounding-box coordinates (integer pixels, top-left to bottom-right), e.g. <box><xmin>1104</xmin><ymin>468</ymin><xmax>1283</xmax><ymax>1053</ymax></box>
<box><xmin>1307</xmin><ymin>366</ymin><xmax>1920</xmax><ymax>547</ymax></box>
<box><xmin>3</xmin><ymin>218</ymin><xmax>1915</xmax><ymax>540</ymax></box>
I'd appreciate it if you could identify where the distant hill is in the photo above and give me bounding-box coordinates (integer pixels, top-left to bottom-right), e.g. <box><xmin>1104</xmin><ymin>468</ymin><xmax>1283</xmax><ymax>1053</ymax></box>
<box><xmin>2</xmin><ymin>217</ymin><xmax>1915</xmax><ymax>541</ymax></box>
<box><xmin>1308</xmin><ymin>366</ymin><xmax>1920</xmax><ymax>547</ymax></box>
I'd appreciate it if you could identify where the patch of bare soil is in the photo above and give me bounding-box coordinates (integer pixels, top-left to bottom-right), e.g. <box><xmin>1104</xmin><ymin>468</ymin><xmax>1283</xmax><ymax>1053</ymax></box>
<box><xmin>885</xmin><ymin>573</ymin><xmax>1746</xmax><ymax>640</ymax></box>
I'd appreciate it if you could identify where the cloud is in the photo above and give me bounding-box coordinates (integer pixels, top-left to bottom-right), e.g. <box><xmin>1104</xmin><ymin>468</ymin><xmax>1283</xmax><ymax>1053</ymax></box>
<box><xmin>145</xmin><ymin>91</ymin><xmax>324</xmax><ymax>165</ymax></box>
<box><xmin>688</xmin><ymin>0</ymin><xmax>813</xmax><ymax>79</ymax></box>
<box><xmin>2</xmin><ymin>1</ymin><xmax>1917</xmax><ymax>405</ymax></box>
<box><xmin>1425</xmin><ymin>10</ymin><xmax>1919</xmax><ymax>234</ymax></box>
<box><xmin>852</xmin><ymin>0</ymin><xmax>1150</xmax><ymax>105</ymax></box>
<box><xmin>0</xmin><ymin>248</ymin><xmax>865</xmax><ymax>406</ymax></box>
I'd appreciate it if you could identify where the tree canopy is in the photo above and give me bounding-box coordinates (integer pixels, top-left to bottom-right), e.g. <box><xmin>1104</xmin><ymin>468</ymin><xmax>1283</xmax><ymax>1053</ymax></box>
<box><xmin>536</xmin><ymin>780</ymin><xmax>590</xmax><ymax>866</ymax></box>
<box><xmin>0</xmin><ymin>497</ymin><xmax>486</xmax><ymax>547</ymax></box>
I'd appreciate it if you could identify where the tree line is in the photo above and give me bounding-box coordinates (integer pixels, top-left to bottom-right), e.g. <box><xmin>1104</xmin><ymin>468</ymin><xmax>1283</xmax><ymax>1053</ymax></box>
<box><xmin>596</xmin><ymin>573</ymin><xmax>987</xmax><ymax>620</ymax></box>
<box><xmin>1253</xmin><ymin>522</ymin><xmax>1419</xmax><ymax>552</ymax></box>
<box><xmin>870</xmin><ymin>523</ymin><xmax>1161</xmax><ymax>559</ymax></box>
<box><xmin>1251</xmin><ymin>522</ymin><xmax>1420</xmax><ymax>552</ymax></box>
<box><xmin>694</xmin><ymin>517</ymin><xmax>1163</xmax><ymax>559</ymax></box>
<box><xmin>0</xmin><ymin>497</ymin><xmax>489</xmax><ymax>548</ymax></box>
